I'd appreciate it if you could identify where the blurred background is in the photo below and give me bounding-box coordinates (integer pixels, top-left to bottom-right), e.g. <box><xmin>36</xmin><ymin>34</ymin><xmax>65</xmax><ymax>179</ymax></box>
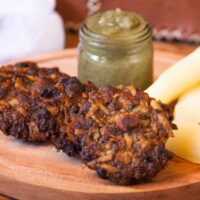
<box><xmin>0</xmin><ymin>0</ymin><xmax>199</xmax><ymax>64</ymax></box>
<box><xmin>57</xmin><ymin>0</ymin><xmax>200</xmax><ymax>47</ymax></box>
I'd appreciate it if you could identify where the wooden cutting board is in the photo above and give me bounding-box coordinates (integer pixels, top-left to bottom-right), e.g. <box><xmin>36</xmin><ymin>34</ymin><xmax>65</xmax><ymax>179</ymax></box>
<box><xmin>1</xmin><ymin>44</ymin><xmax>200</xmax><ymax>200</ymax></box>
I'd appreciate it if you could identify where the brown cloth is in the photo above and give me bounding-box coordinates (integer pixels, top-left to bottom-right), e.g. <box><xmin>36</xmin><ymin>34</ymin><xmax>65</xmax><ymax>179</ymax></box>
<box><xmin>56</xmin><ymin>0</ymin><xmax>200</xmax><ymax>43</ymax></box>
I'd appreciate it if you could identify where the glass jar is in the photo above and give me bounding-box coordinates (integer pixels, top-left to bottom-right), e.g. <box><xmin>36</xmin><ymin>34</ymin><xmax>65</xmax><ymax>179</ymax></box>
<box><xmin>78</xmin><ymin>9</ymin><xmax>153</xmax><ymax>90</ymax></box>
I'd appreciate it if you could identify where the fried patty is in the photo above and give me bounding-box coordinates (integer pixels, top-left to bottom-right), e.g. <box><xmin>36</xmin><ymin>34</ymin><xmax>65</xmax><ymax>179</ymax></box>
<box><xmin>0</xmin><ymin>62</ymin><xmax>177</xmax><ymax>185</ymax></box>
<box><xmin>0</xmin><ymin>62</ymin><xmax>95</xmax><ymax>142</ymax></box>
<box><xmin>66</xmin><ymin>85</ymin><xmax>177</xmax><ymax>185</ymax></box>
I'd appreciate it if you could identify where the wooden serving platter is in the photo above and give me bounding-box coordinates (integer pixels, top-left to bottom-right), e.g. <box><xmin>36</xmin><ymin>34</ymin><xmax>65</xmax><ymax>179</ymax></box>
<box><xmin>1</xmin><ymin>44</ymin><xmax>200</xmax><ymax>200</ymax></box>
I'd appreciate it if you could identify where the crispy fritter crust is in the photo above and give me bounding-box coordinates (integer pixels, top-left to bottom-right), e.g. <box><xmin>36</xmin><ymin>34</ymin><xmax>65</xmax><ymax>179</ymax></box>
<box><xmin>0</xmin><ymin>62</ymin><xmax>64</xmax><ymax>142</ymax></box>
<box><xmin>67</xmin><ymin>85</ymin><xmax>177</xmax><ymax>185</ymax></box>
<box><xmin>50</xmin><ymin>76</ymin><xmax>96</xmax><ymax>149</ymax></box>
<box><xmin>0</xmin><ymin>62</ymin><xmax>177</xmax><ymax>185</ymax></box>
<box><xmin>0</xmin><ymin>62</ymin><xmax>95</xmax><ymax>142</ymax></box>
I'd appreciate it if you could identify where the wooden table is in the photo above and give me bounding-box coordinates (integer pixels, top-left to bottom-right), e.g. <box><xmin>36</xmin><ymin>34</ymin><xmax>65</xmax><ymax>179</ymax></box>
<box><xmin>0</xmin><ymin>41</ymin><xmax>198</xmax><ymax>200</ymax></box>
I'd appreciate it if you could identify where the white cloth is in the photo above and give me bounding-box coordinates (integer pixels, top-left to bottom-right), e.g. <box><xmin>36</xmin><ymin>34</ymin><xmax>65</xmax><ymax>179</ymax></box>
<box><xmin>0</xmin><ymin>0</ymin><xmax>65</xmax><ymax>64</ymax></box>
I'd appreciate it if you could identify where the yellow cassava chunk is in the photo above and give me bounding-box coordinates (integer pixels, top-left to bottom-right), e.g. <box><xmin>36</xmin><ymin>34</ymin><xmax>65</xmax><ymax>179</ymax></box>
<box><xmin>166</xmin><ymin>121</ymin><xmax>200</xmax><ymax>164</ymax></box>
<box><xmin>175</xmin><ymin>84</ymin><xmax>200</xmax><ymax>124</ymax></box>
<box><xmin>146</xmin><ymin>47</ymin><xmax>200</xmax><ymax>104</ymax></box>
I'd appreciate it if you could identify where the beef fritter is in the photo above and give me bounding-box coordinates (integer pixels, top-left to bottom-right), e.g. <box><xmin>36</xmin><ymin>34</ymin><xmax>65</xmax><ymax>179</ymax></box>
<box><xmin>0</xmin><ymin>62</ymin><xmax>95</xmax><ymax>142</ymax></box>
<box><xmin>66</xmin><ymin>85</ymin><xmax>177</xmax><ymax>185</ymax></box>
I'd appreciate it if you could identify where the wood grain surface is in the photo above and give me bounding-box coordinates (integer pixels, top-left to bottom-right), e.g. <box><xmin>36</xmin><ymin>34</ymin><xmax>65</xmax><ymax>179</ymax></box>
<box><xmin>0</xmin><ymin>43</ymin><xmax>199</xmax><ymax>200</ymax></box>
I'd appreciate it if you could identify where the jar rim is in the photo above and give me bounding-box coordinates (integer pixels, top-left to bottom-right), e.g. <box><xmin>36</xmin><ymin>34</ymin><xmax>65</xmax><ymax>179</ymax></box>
<box><xmin>79</xmin><ymin>17</ymin><xmax>152</xmax><ymax>48</ymax></box>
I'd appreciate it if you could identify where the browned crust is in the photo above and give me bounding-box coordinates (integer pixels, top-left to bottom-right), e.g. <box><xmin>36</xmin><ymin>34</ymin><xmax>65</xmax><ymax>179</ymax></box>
<box><xmin>0</xmin><ymin>62</ymin><xmax>96</xmax><ymax>143</ymax></box>
<box><xmin>66</xmin><ymin>85</ymin><xmax>177</xmax><ymax>185</ymax></box>
<box><xmin>0</xmin><ymin>62</ymin><xmax>177</xmax><ymax>185</ymax></box>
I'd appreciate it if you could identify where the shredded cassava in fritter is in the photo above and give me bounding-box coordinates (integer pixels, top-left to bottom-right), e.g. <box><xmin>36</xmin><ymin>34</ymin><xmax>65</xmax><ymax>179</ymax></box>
<box><xmin>0</xmin><ymin>62</ymin><xmax>177</xmax><ymax>185</ymax></box>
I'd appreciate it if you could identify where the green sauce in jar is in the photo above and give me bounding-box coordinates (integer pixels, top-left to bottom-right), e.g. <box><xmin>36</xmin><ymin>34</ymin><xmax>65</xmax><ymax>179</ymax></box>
<box><xmin>78</xmin><ymin>8</ymin><xmax>153</xmax><ymax>89</ymax></box>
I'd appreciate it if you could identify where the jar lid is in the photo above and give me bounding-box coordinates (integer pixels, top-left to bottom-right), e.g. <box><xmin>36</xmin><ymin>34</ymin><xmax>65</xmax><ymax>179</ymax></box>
<box><xmin>80</xmin><ymin>8</ymin><xmax>152</xmax><ymax>48</ymax></box>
